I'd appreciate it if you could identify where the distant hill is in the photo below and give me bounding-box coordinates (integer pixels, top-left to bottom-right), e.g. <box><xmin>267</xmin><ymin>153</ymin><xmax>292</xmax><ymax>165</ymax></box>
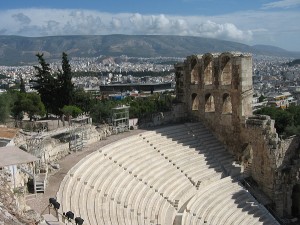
<box><xmin>252</xmin><ymin>44</ymin><xmax>299</xmax><ymax>57</ymax></box>
<box><xmin>0</xmin><ymin>35</ymin><xmax>299</xmax><ymax>66</ymax></box>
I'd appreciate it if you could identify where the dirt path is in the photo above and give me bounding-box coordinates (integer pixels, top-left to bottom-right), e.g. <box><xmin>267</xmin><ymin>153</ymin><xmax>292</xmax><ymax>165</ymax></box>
<box><xmin>26</xmin><ymin>129</ymin><xmax>146</xmax><ymax>215</ymax></box>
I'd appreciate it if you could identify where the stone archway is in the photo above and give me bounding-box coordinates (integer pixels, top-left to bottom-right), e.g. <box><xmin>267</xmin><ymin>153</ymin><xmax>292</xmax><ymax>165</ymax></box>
<box><xmin>203</xmin><ymin>56</ymin><xmax>213</xmax><ymax>85</ymax></box>
<box><xmin>222</xmin><ymin>93</ymin><xmax>232</xmax><ymax>114</ymax></box>
<box><xmin>291</xmin><ymin>184</ymin><xmax>300</xmax><ymax>217</ymax></box>
<box><xmin>205</xmin><ymin>93</ymin><xmax>215</xmax><ymax>112</ymax></box>
<box><xmin>190</xmin><ymin>58</ymin><xmax>199</xmax><ymax>84</ymax></box>
<box><xmin>191</xmin><ymin>93</ymin><xmax>199</xmax><ymax>111</ymax></box>
<box><xmin>220</xmin><ymin>56</ymin><xmax>232</xmax><ymax>86</ymax></box>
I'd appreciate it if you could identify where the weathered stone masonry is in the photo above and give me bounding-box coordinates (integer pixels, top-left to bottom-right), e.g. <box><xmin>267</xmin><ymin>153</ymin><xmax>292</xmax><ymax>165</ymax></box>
<box><xmin>175</xmin><ymin>52</ymin><xmax>300</xmax><ymax>218</ymax></box>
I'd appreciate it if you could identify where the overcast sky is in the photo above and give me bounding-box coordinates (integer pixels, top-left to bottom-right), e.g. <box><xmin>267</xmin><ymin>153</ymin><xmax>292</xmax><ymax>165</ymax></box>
<box><xmin>0</xmin><ymin>0</ymin><xmax>299</xmax><ymax>51</ymax></box>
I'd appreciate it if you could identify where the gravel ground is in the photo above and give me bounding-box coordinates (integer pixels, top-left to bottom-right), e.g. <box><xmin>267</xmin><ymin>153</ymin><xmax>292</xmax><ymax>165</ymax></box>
<box><xmin>26</xmin><ymin>129</ymin><xmax>146</xmax><ymax>215</ymax></box>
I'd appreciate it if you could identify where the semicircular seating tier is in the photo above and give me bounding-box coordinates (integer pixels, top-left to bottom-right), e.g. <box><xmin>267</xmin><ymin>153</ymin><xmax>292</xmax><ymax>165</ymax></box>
<box><xmin>56</xmin><ymin>122</ymin><xmax>279</xmax><ymax>225</ymax></box>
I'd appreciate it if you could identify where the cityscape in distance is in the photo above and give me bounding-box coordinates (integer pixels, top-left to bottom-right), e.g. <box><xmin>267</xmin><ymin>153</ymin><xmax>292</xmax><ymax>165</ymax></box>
<box><xmin>0</xmin><ymin>34</ymin><xmax>299</xmax><ymax>106</ymax></box>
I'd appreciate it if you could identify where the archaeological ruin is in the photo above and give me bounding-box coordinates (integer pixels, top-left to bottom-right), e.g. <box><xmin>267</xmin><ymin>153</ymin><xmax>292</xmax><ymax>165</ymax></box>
<box><xmin>2</xmin><ymin>52</ymin><xmax>300</xmax><ymax>224</ymax></box>
<box><xmin>175</xmin><ymin>52</ymin><xmax>300</xmax><ymax>219</ymax></box>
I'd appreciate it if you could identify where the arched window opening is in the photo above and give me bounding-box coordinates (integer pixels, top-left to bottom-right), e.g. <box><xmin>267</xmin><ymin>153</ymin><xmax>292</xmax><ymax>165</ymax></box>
<box><xmin>292</xmin><ymin>184</ymin><xmax>300</xmax><ymax>218</ymax></box>
<box><xmin>220</xmin><ymin>56</ymin><xmax>232</xmax><ymax>85</ymax></box>
<box><xmin>204</xmin><ymin>57</ymin><xmax>213</xmax><ymax>85</ymax></box>
<box><xmin>190</xmin><ymin>58</ymin><xmax>199</xmax><ymax>84</ymax></box>
<box><xmin>205</xmin><ymin>93</ymin><xmax>215</xmax><ymax>112</ymax></box>
<box><xmin>222</xmin><ymin>93</ymin><xmax>232</xmax><ymax>114</ymax></box>
<box><xmin>191</xmin><ymin>93</ymin><xmax>199</xmax><ymax>111</ymax></box>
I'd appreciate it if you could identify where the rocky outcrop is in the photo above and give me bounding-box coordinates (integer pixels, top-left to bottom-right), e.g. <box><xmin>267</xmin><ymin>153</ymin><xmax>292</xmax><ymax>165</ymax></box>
<box><xmin>0</xmin><ymin>170</ymin><xmax>41</xmax><ymax>225</ymax></box>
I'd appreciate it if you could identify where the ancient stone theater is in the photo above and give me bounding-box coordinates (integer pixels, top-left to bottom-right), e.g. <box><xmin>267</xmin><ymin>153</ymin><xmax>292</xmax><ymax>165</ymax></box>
<box><xmin>54</xmin><ymin>52</ymin><xmax>300</xmax><ymax>225</ymax></box>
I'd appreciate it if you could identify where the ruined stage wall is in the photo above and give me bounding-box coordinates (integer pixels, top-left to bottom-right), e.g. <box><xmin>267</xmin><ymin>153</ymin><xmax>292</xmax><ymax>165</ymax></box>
<box><xmin>175</xmin><ymin>52</ymin><xmax>300</xmax><ymax>217</ymax></box>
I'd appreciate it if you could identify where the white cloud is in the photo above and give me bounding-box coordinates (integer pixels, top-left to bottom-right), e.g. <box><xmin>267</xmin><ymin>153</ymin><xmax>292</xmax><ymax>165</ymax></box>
<box><xmin>262</xmin><ymin>0</ymin><xmax>300</xmax><ymax>9</ymax></box>
<box><xmin>149</xmin><ymin>14</ymin><xmax>171</xmax><ymax>33</ymax></box>
<box><xmin>0</xmin><ymin>8</ymin><xmax>299</xmax><ymax>50</ymax></box>
<box><xmin>0</xmin><ymin>8</ymin><xmax>252</xmax><ymax>42</ymax></box>
<box><xmin>12</xmin><ymin>13</ymin><xmax>31</xmax><ymax>25</ymax></box>
<box><xmin>209</xmin><ymin>10</ymin><xmax>300</xmax><ymax>50</ymax></box>
<box><xmin>111</xmin><ymin>17</ymin><xmax>122</xmax><ymax>30</ymax></box>
<box><xmin>196</xmin><ymin>20</ymin><xmax>252</xmax><ymax>41</ymax></box>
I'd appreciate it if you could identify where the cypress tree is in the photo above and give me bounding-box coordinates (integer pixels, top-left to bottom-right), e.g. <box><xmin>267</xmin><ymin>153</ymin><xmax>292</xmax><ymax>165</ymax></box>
<box><xmin>33</xmin><ymin>53</ymin><xmax>56</xmax><ymax>117</ymax></box>
<box><xmin>57</xmin><ymin>52</ymin><xmax>74</xmax><ymax>109</ymax></box>
<box><xmin>20</xmin><ymin>77</ymin><xmax>26</xmax><ymax>93</ymax></box>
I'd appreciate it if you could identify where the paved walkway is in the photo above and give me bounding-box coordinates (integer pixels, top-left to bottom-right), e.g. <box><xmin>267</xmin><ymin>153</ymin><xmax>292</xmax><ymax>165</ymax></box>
<box><xmin>40</xmin><ymin>214</ymin><xmax>64</xmax><ymax>225</ymax></box>
<box><xmin>26</xmin><ymin>129</ymin><xmax>146</xmax><ymax>216</ymax></box>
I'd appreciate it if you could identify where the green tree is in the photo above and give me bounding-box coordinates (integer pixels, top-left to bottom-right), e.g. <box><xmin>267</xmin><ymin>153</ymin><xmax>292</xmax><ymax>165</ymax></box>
<box><xmin>20</xmin><ymin>77</ymin><xmax>26</xmax><ymax>93</ymax></box>
<box><xmin>24</xmin><ymin>93</ymin><xmax>46</xmax><ymax>120</ymax></box>
<box><xmin>73</xmin><ymin>88</ymin><xmax>95</xmax><ymax>113</ymax></box>
<box><xmin>255</xmin><ymin>107</ymin><xmax>278</xmax><ymax>119</ymax></box>
<box><xmin>275</xmin><ymin>110</ymin><xmax>293</xmax><ymax>134</ymax></box>
<box><xmin>287</xmin><ymin>105</ymin><xmax>300</xmax><ymax>126</ymax></box>
<box><xmin>90</xmin><ymin>100</ymin><xmax>117</xmax><ymax>123</ymax></box>
<box><xmin>258</xmin><ymin>95</ymin><xmax>265</xmax><ymax>103</ymax></box>
<box><xmin>61</xmin><ymin>105</ymin><xmax>82</xmax><ymax>124</ymax></box>
<box><xmin>11</xmin><ymin>92</ymin><xmax>25</xmax><ymax>120</ymax></box>
<box><xmin>285</xmin><ymin>125</ymin><xmax>300</xmax><ymax>136</ymax></box>
<box><xmin>255</xmin><ymin>106</ymin><xmax>294</xmax><ymax>135</ymax></box>
<box><xmin>0</xmin><ymin>93</ymin><xmax>12</xmax><ymax>123</ymax></box>
<box><xmin>89</xmin><ymin>93</ymin><xmax>174</xmax><ymax>124</ymax></box>
<box><xmin>33</xmin><ymin>53</ymin><xmax>56</xmax><ymax>116</ymax></box>
<box><xmin>57</xmin><ymin>52</ymin><xmax>74</xmax><ymax>110</ymax></box>
<box><xmin>11</xmin><ymin>92</ymin><xmax>45</xmax><ymax>121</ymax></box>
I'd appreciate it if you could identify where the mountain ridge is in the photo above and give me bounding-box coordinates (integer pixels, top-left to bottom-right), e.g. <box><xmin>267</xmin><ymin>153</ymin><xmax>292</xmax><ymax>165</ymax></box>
<box><xmin>0</xmin><ymin>35</ymin><xmax>299</xmax><ymax>66</ymax></box>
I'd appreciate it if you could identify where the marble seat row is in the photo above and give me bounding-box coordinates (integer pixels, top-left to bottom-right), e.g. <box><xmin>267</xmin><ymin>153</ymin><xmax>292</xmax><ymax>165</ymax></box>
<box><xmin>182</xmin><ymin>176</ymin><xmax>279</xmax><ymax>225</ymax></box>
<box><xmin>184</xmin><ymin>123</ymin><xmax>242</xmax><ymax>177</ymax></box>
<box><xmin>137</xmin><ymin>136</ymin><xmax>225</xmax><ymax>209</ymax></box>
<box><xmin>139</xmin><ymin>127</ymin><xmax>227</xmax><ymax>189</ymax></box>
<box><xmin>141</xmin><ymin>123</ymin><xmax>233</xmax><ymax>171</ymax></box>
